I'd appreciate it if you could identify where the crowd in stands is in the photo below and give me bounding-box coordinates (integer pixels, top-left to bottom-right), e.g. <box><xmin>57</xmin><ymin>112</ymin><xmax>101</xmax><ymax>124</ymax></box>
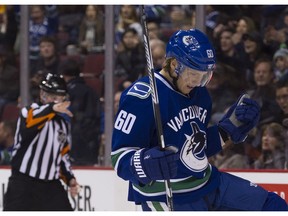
<box><xmin>0</xmin><ymin>5</ymin><xmax>288</xmax><ymax>169</ymax></box>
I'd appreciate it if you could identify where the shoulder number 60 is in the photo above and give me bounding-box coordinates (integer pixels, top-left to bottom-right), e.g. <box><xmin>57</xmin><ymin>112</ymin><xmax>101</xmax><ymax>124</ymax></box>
<box><xmin>114</xmin><ymin>110</ymin><xmax>136</xmax><ymax>134</ymax></box>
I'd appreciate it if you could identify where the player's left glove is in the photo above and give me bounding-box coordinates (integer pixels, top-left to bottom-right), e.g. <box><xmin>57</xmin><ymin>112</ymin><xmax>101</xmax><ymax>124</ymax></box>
<box><xmin>218</xmin><ymin>95</ymin><xmax>260</xmax><ymax>144</ymax></box>
<box><xmin>130</xmin><ymin>146</ymin><xmax>179</xmax><ymax>185</ymax></box>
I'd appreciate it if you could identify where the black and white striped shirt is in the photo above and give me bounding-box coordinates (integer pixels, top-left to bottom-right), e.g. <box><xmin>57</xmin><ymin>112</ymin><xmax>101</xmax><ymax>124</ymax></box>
<box><xmin>11</xmin><ymin>102</ymin><xmax>74</xmax><ymax>182</ymax></box>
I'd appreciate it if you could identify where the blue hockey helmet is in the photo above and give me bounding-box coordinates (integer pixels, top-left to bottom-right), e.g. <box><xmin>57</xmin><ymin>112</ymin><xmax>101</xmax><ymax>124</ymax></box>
<box><xmin>166</xmin><ymin>28</ymin><xmax>216</xmax><ymax>73</ymax></box>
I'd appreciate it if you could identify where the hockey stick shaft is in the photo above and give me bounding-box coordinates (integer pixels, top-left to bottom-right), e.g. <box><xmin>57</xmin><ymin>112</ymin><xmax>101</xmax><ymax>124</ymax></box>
<box><xmin>140</xmin><ymin>5</ymin><xmax>174</xmax><ymax>211</ymax></box>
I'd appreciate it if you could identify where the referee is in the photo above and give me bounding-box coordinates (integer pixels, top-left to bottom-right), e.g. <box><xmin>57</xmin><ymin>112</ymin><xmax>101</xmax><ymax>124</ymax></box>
<box><xmin>4</xmin><ymin>73</ymin><xmax>79</xmax><ymax>211</ymax></box>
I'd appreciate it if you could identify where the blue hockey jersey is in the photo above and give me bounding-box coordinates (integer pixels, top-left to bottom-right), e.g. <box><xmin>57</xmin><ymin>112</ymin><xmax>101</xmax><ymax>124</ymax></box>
<box><xmin>111</xmin><ymin>72</ymin><xmax>223</xmax><ymax>205</ymax></box>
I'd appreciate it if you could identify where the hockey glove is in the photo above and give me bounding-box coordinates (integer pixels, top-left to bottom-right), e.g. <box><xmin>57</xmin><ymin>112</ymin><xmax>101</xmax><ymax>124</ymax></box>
<box><xmin>218</xmin><ymin>94</ymin><xmax>260</xmax><ymax>144</ymax></box>
<box><xmin>130</xmin><ymin>146</ymin><xmax>179</xmax><ymax>185</ymax></box>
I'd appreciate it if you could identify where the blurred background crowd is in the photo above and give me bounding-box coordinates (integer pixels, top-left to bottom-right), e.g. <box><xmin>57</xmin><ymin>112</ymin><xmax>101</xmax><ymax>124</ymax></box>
<box><xmin>0</xmin><ymin>5</ymin><xmax>288</xmax><ymax>170</ymax></box>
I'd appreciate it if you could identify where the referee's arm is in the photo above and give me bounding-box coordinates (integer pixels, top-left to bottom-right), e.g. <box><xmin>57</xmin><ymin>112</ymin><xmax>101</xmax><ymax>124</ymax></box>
<box><xmin>60</xmin><ymin>142</ymin><xmax>75</xmax><ymax>185</ymax></box>
<box><xmin>25</xmin><ymin>103</ymin><xmax>56</xmax><ymax>129</ymax></box>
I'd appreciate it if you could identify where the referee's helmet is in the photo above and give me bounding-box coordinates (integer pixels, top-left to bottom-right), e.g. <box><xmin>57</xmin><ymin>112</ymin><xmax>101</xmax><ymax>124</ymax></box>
<box><xmin>39</xmin><ymin>73</ymin><xmax>67</xmax><ymax>96</ymax></box>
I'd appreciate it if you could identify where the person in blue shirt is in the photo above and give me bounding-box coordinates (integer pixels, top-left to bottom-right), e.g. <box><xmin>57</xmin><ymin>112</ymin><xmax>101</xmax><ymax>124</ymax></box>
<box><xmin>111</xmin><ymin>28</ymin><xmax>287</xmax><ymax>211</ymax></box>
<box><xmin>0</xmin><ymin>121</ymin><xmax>16</xmax><ymax>165</ymax></box>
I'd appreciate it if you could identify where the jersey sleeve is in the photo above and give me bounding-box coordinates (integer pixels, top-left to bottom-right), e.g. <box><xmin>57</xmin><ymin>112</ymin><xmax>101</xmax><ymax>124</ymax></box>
<box><xmin>22</xmin><ymin>103</ymin><xmax>56</xmax><ymax>130</ymax></box>
<box><xmin>59</xmin><ymin>143</ymin><xmax>75</xmax><ymax>185</ymax></box>
<box><xmin>197</xmin><ymin>88</ymin><xmax>222</xmax><ymax>157</ymax></box>
<box><xmin>111</xmin><ymin>81</ymin><xmax>155</xmax><ymax>183</ymax></box>
<box><xmin>205</xmin><ymin>125</ymin><xmax>222</xmax><ymax>157</ymax></box>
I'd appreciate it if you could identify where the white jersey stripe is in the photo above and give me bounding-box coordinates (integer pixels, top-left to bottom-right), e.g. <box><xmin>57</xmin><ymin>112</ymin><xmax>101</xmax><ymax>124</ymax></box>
<box><xmin>19</xmin><ymin>134</ymin><xmax>39</xmax><ymax>174</ymax></box>
<box><xmin>39</xmin><ymin>122</ymin><xmax>54</xmax><ymax>179</ymax></box>
<box><xmin>30</xmin><ymin>123</ymin><xmax>48</xmax><ymax>177</ymax></box>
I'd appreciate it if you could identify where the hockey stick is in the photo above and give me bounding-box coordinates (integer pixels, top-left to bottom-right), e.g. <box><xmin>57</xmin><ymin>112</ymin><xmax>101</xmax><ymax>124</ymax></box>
<box><xmin>139</xmin><ymin>5</ymin><xmax>174</xmax><ymax>211</ymax></box>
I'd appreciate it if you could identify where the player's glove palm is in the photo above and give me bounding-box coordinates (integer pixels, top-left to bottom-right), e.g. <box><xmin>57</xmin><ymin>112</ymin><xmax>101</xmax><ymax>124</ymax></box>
<box><xmin>130</xmin><ymin>146</ymin><xmax>179</xmax><ymax>185</ymax></box>
<box><xmin>218</xmin><ymin>95</ymin><xmax>260</xmax><ymax>144</ymax></box>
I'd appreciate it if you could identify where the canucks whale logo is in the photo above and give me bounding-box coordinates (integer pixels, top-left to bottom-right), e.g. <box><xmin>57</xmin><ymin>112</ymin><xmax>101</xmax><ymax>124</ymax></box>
<box><xmin>180</xmin><ymin>122</ymin><xmax>208</xmax><ymax>172</ymax></box>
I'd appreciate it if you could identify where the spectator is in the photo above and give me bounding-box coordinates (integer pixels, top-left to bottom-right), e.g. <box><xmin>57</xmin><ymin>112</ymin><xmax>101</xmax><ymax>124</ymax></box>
<box><xmin>0</xmin><ymin>45</ymin><xmax>19</xmax><ymax>114</ymax></box>
<box><xmin>147</xmin><ymin>20</ymin><xmax>163</xmax><ymax>40</ymax></box>
<box><xmin>209</xmin><ymin>7</ymin><xmax>239</xmax><ymax>42</ymax></box>
<box><xmin>261</xmin><ymin>5</ymin><xmax>287</xmax><ymax>33</ymax></box>
<box><xmin>215</xmin><ymin>27</ymin><xmax>246</xmax><ymax>91</ymax></box>
<box><xmin>100</xmin><ymin>77</ymin><xmax>132</xmax><ymax>165</ymax></box>
<box><xmin>205</xmin><ymin>5</ymin><xmax>221</xmax><ymax>38</ymax></box>
<box><xmin>31</xmin><ymin>36</ymin><xmax>61</xmax><ymax>76</ymax></box>
<box><xmin>275</xmin><ymin>79</ymin><xmax>288</xmax><ymax>122</ymax></box>
<box><xmin>0</xmin><ymin>6</ymin><xmax>18</xmax><ymax>51</ymax></box>
<box><xmin>275</xmin><ymin>79</ymin><xmax>288</xmax><ymax>165</ymax></box>
<box><xmin>245</xmin><ymin>58</ymin><xmax>282</xmax><ymax>165</ymax></box>
<box><xmin>212</xmin><ymin>144</ymin><xmax>250</xmax><ymax>169</ymax></box>
<box><xmin>275</xmin><ymin>9</ymin><xmax>288</xmax><ymax>35</ymax></box>
<box><xmin>160</xmin><ymin>6</ymin><xmax>194</xmax><ymax>42</ymax></box>
<box><xmin>241</xmin><ymin>30</ymin><xmax>270</xmax><ymax>88</ymax></box>
<box><xmin>206</xmin><ymin>63</ymin><xmax>238</xmax><ymax>125</ymax></box>
<box><xmin>150</xmin><ymin>38</ymin><xmax>166</xmax><ymax>71</ymax></box>
<box><xmin>143</xmin><ymin>5</ymin><xmax>167</xmax><ymax>24</ymax></box>
<box><xmin>28</xmin><ymin>5</ymin><xmax>58</xmax><ymax>66</ymax></box>
<box><xmin>254</xmin><ymin>122</ymin><xmax>286</xmax><ymax>169</ymax></box>
<box><xmin>115</xmin><ymin>5</ymin><xmax>142</xmax><ymax>50</ymax></box>
<box><xmin>273</xmin><ymin>48</ymin><xmax>288</xmax><ymax>82</ymax></box>
<box><xmin>30</xmin><ymin>36</ymin><xmax>61</xmax><ymax>103</ymax></box>
<box><xmin>60</xmin><ymin>59</ymin><xmax>101</xmax><ymax>166</ymax></box>
<box><xmin>167</xmin><ymin>5</ymin><xmax>192</xmax><ymax>30</ymax></box>
<box><xmin>232</xmin><ymin>16</ymin><xmax>256</xmax><ymax>46</ymax></box>
<box><xmin>78</xmin><ymin>5</ymin><xmax>105</xmax><ymax>54</ymax></box>
<box><xmin>248</xmin><ymin>58</ymin><xmax>282</xmax><ymax>126</ymax></box>
<box><xmin>261</xmin><ymin>6</ymin><xmax>288</xmax><ymax>51</ymax></box>
<box><xmin>117</xmin><ymin>78</ymin><xmax>132</xmax><ymax>92</ymax></box>
<box><xmin>276</xmin><ymin>10</ymin><xmax>288</xmax><ymax>49</ymax></box>
<box><xmin>57</xmin><ymin>5</ymin><xmax>85</xmax><ymax>47</ymax></box>
<box><xmin>0</xmin><ymin>120</ymin><xmax>16</xmax><ymax>165</ymax></box>
<box><xmin>115</xmin><ymin>28</ymin><xmax>146</xmax><ymax>83</ymax></box>
<box><xmin>99</xmin><ymin>89</ymin><xmax>127</xmax><ymax>166</ymax></box>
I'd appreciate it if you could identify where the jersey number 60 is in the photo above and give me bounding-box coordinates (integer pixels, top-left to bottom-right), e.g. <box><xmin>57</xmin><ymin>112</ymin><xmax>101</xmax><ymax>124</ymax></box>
<box><xmin>114</xmin><ymin>110</ymin><xmax>136</xmax><ymax>134</ymax></box>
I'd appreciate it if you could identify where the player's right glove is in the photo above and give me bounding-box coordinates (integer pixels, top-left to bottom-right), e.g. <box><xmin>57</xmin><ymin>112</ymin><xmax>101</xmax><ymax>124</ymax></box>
<box><xmin>218</xmin><ymin>94</ymin><xmax>260</xmax><ymax>144</ymax></box>
<box><xmin>130</xmin><ymin>146</ymin><xmax>179</xmax><ymax>185</ymax></box>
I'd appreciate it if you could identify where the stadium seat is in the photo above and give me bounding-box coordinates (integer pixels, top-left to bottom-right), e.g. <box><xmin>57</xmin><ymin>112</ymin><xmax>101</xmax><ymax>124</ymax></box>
<box><xmin>60</xmin><ymin>54</ymin><xmax>84</xmax><ymax>70</ymax></box>
<box><xmin>80</xmin><ymin>53</ymin><xmax>105</xmax><ymax>97</ymax></box>
<box><xmin>1</xmin><ymin>102</ymin><xmax>20</xmax><ymax>122</ymax></box>
<box><xmin>56</xmin><ymin>31</ymin><xmax>70</xmax><ymax>54</ymax></box>
<box><xmin>81</xmin><ymin>76</ymin><xmax>103</xmax><ymax>98</ymax></box>
<box><xmin>161</xmin><ymin>27</ymin><xmax>176</xmax><ymax>42</ymax></box>
<box><xmin>82</xmin><ymin>53</ymin><xmax>105</xmax><ymax>78</ymax></box>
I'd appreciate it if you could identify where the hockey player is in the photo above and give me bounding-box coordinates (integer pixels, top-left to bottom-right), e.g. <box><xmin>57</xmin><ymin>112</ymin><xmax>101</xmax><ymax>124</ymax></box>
<box><xmin>4</xmin><ymin>73</ymin><xmax>79</xmax><ymax>211</ymax></box>
<box><xmin>111</xmin><ymin>29</ymin><xmax>288</xmax><ymax>211</ymax></box>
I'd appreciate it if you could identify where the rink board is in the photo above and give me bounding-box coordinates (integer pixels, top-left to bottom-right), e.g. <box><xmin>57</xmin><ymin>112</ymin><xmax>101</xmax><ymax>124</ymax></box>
<box><xmin>0</xmin><ymin>166</ymin><xmax>287</xmax><ymax>211</ymax></box>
